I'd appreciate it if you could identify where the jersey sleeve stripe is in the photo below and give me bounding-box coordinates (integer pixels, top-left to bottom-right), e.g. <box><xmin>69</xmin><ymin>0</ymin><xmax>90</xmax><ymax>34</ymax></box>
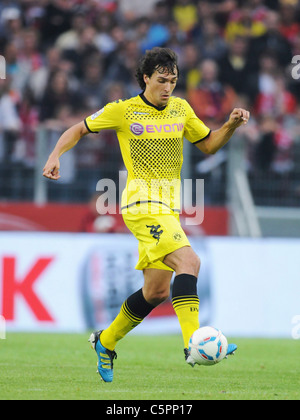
<box><xmin>192</xmin><ymin>129</ymin><xmax>211</xmax><ymax>144</ymax></box>
<box><xmin>84</xmin><ymin>118</ymin><xmax>98</xmax><ymax>133</ymax></box>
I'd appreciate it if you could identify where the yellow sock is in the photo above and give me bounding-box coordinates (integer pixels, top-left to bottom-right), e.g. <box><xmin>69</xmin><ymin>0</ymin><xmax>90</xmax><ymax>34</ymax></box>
<box><xmin>100</xmin><ymin>289</ymin><xmax>154</xmax><ymax>351</ymax></box>
<box><xmin>172</xmin><ymin>295</ymin><xmax>200</xmax><ymax>348</ymax></box>
<box><xmin>100</xmin><ymin>301</ymin><xmax>143</xmax><ymax>350</ymax></box>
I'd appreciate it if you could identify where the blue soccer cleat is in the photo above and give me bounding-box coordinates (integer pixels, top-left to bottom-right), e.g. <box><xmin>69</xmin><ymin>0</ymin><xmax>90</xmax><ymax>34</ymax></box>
<box><xmin>88</xmin><ymin>330</ymin><xmax>117</xmax><ymax>383</ymax></box>
<box><xmin>226</xmin><ymin>343</ymin><xmax>237</xmax><ymax>357</ymax></box>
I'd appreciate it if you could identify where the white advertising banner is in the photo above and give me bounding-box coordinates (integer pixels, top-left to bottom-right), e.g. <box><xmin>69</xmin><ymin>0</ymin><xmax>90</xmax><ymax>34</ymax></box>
<box><xmin>0</xmin><ymin>233</ymin><xmax>299</xmax><ymax>338</ymax></box>
<box><xmin>205</xmin><ymin>237</ymin><xmax>300</xmax><ymax>338</ymax></box>
<box><xmin>0</xmin><ymin>233</ymin><xmax>145</xmax><ymax>333</ymax></box>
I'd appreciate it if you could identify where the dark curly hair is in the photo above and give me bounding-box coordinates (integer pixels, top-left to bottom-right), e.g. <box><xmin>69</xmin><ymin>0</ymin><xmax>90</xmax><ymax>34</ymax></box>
<box><xmin>135</xmin><ymin>47</ymin><xmax>179</xmax><ymax>90</ymax></box>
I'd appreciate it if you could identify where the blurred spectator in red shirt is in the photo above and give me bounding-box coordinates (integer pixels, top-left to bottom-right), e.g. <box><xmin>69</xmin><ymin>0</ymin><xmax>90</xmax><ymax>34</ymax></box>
<box><xmin>279</xmin><ymin>0</ymin><xmax>300</xmax><ymax>44</ymax></box>
<box><xmin>254</xmin><ymin>73</ymin><xmax>297</xmax><ymax>118</ymax></box>
<box><xmin>188</xmin><ymin>58</ymin><xmax>236</xmax><ymax>126</ymax></box>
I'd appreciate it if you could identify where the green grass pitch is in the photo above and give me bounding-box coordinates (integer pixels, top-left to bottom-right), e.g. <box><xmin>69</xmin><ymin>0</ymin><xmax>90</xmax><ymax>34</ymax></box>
<box><xmin>0</xmin><ymin>333</ymin><xmax>299</xmax><ymax>400</ymax></box>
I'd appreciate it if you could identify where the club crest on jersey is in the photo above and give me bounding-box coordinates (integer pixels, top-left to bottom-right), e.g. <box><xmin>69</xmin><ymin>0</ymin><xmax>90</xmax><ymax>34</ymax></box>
<box><xmin>172</xmin><ymin>232</ymin><xmax>183</xmax><ymax>242</ymax></box>
<box><xmin>130</xmin><ymin>123</ymin><xmax>144</xmax><ymax>135</ymax></box>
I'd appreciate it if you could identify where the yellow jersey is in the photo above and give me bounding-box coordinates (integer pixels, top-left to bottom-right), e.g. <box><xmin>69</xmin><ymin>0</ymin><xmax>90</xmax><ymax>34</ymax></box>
<box><xmin>84</xmin><ymin>94</ymin><xmax>211</xmax><ymax>212</ymax></box>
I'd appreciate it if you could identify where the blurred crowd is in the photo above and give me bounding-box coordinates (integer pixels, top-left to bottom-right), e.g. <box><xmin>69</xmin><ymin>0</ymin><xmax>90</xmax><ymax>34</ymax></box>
<box><xmin>1</xmin><ymin>0</ymin><xmax>300</xmax><ymax>202</ymax></box>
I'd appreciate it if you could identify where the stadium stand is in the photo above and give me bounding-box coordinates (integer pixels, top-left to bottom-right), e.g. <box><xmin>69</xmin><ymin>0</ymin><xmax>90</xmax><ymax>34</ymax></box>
<box><xmin>0</xmin><ymin>0</ymin><xmax>299</xmax><ymax>235</ymax></box>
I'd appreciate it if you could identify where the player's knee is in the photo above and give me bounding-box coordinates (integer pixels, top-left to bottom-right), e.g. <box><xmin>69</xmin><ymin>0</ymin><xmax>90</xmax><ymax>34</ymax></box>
<box><xmin>145</xmin><ymin>289</ymin><xmax>170</xmax><ymax>307</ymax></box>
<box><xmin>165</xmin><ymin>247</ymin><xmax>201</xmax><ymax>276</ymax></box>
<box><xmin>181</xmin><ymin>253</ymin><xmax>200</xmax><ymax>276</ymax></box>
<box><xmin>192</xmin><ymin>254</ymin><xmax>201</xmax><ymax>275</ymax></box>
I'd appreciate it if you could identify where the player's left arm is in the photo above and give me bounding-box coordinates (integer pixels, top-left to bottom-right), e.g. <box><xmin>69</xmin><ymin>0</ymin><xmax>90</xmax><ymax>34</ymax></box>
<box><xmin>195</xmin><ymin>108</ymin><xmax>250</xmax><ymax>155</ymax></box>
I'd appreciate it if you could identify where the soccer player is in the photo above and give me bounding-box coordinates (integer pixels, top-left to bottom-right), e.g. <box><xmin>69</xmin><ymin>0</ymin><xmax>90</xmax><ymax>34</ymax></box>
<box><xmin>43</xmin><ymin>47</ymin><xmax>250</xmax><ymax>382</ymax></box>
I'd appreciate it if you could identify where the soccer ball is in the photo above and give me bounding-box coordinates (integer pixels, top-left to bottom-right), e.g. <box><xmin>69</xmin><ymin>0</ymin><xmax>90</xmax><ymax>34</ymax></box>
<box><xmin>188</xmin><ymin>326</ymin><xmax>228</xmax><ymax>366</ymax></box>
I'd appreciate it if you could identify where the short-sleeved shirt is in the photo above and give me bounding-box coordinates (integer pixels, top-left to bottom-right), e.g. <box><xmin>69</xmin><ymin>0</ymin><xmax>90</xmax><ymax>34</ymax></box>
<box><xmin>85</xmin><ymin>93</ymin><xmax>211</xmax><ymax>212</ymax></box>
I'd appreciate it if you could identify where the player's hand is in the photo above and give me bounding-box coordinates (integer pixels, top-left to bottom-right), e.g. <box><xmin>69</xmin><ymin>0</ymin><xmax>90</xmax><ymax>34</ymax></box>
<box><xmin>228</xmin><ymin>108</ymin><xmax>250</xmax><ymax>129</ymax></box>
<box><xmin>43</xmin><ymin>156</ymin><xmax>61</xmax><ymax>180</ymax></box>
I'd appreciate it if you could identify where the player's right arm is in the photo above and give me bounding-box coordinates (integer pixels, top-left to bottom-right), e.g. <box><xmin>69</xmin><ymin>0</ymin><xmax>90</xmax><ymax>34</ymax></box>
<box><xmin>43</xmin><ymin>100</ymin><xmax>124</xmax><ymax>180</ymax></box>
<box><xmin>43</xmin><ymin>121</ymin><xmax>89</xmax><ymax>180</ymax></box>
